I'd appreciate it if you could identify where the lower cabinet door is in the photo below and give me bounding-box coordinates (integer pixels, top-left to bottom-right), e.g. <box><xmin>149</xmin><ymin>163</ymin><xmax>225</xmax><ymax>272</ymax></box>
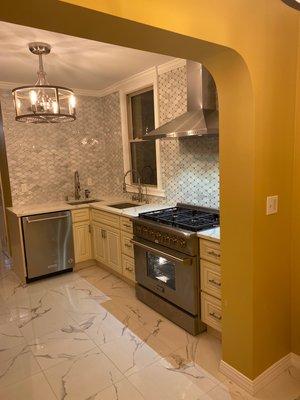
<box><xmin>73</xmin><ymin>222</ymin><xmax>91</xmax><ymax>263</ymax></box>
<box><xmin>92</xmin><ymin>223</ymin><xmax>106</xmax><ymax>264</ymax></box>
<box><xmin>122</xmin><ymin>254</ymin><xmax>135</xmax><ymax>282</ymax></box>
<box><xmin>105</xmin><ymin>226</ymin><xmax>122</xmax><ymax>273</ymax></box>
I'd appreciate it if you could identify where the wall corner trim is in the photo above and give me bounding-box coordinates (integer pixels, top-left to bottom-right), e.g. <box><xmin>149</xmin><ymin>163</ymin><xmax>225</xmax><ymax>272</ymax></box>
<box><xmin>220</xmin><ymin>353</ymin><xmax>296</xmax><ymax>395</ymax></box>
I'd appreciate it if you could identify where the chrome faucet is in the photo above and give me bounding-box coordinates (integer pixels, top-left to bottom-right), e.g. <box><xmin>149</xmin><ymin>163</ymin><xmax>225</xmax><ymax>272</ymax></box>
<box><xmin>74</xmin><ymin>170</ymin><xmax>81</xmax><ymax>200</ymax></box>
<box><xmin>123</xmin><ymin>169</ymin><xmax>147</xmax><ymax>203</ymax></box>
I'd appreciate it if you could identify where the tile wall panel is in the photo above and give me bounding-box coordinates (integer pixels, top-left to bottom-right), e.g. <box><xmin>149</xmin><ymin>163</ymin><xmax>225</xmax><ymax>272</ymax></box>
<box><xmin>0</xmin><ymin>90</ymin><xmax>105</xmax><ymax>206</ymax></box>
<box><xmin>158</xmin><ymin>65</ymin><xmax>219</xmax><ymax>208</ymax></box>
<box><xmin>0</xmin><ymin>64</ymin><xmax>219</xmax><ymax>208</ymax></box>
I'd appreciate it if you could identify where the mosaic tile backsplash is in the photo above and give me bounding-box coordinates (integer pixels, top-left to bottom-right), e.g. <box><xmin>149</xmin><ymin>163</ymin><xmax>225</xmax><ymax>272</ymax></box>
<box><xmin>1</xmin><ymin>64</ymin><xmax>219</xmax><ymax>208</ymax></box>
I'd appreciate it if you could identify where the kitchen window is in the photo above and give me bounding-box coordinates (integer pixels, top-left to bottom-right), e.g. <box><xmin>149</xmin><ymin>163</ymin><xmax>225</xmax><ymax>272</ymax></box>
<box><xmin>119</xmin><ymin>68</ymin><xmax>165</xmax><ymax>197</ymax></box>
<box><xmin>127</xmin><ymin>87</ymin><xmax>157</xmax><ymax>186</ymax></box>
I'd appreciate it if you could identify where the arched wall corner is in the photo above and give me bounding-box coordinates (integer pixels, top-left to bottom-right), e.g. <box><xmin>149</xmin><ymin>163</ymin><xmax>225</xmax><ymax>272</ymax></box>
<box><xmin>1</xmin><ymin>0</ymin><xmax>296</xmax><ymax>381</ymax></box>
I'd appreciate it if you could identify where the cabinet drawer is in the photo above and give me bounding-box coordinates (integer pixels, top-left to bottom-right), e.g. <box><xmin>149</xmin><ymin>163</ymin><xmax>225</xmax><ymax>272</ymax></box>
<box><xmin>71</xmin><ymin>208</ymin><xmax>90</xmax><ymax>223</ymax></box>
<box><xmin>121</xmin><ymin>232</ymin><xmax>134</xmax><ymax>258</ymax></box>
<box><xmin>122</xmin><ymin>254</ymin><xmax>135</xmax><ymax>282</ymax></box>
<box><xmin>91</xmin><ymin>209</ymin><xmax>120</xmax><ymax>229</ymax></box>
<box><xmin>201</xmin><ymin>260</ymin><xmax>221</xmax><ymax>299</ymax></box>
<box><xmin>120</xmin><ymin>217</ymin><xmax>133</xmax><ymax>234</ymax></box>
<box><xmin>201</xmin><ymin>292</ymin><xmax>222</xmax><ymax>332</ymax></box>
<box><xmin>200</xmin><ymin>239</ymin><xmax>221</xmax><ymax>264</ymax></box>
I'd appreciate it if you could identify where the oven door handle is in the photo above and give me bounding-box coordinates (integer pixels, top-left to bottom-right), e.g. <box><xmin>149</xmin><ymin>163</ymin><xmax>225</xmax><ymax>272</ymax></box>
<box><xmin>131</xmin><ymin>240</ymin><xmax>192</xmax><ymax>265</ymax></box>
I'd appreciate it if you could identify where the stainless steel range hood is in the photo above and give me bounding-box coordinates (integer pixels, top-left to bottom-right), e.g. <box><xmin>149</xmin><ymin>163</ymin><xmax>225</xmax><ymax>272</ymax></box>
<box><xmin>144</xmin><ymin>61</ymin><xmax>218</xmax><ymax>140</ymax></box>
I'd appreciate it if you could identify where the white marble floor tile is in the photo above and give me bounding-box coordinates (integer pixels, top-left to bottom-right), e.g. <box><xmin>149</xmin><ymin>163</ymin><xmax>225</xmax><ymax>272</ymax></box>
<box><xmin>28</xmin><ymin>327</ymin><xmax>96</xmax><ymax>370</ymax></box>
<box><xmin>0</xmin><ymin>302</ymin><xmax>14</xmax><ymax>325</ymax></box>
<box><xmin>43</xmin><ymin>271</ymin><xmax>81</xmax><ymax>289</ymax></box>
<box><xmin>92</xmin><ymin>272</ymin><xmax>136</xmax><ymax>302</ymax></box>
<box><xmin>93</xmin><ymin>378</ymin><xmax>145</xmax><ymax>400</ymax></box>
<box><xmin>128</xmin><ymin>355</ymin><xmax>218</xmax><ymax>400</ymax></box>
<box><xmin>0</xmin><ymin>320</ymin><xmax>26</xmax><ymax>351</ymax></box>
<box><xmin>0</xmin><ymin>343</ymin><xmax>41</xmax><ymax>388</ymax></box>
<box><xmin>0</xmin><ymin>372</ymin><xmax>57</xmax><ymax>400</ymax></box>
<box><xmin>199</xmin><ymin>385</ymin><xmax>233</xmax><ymax>399</ymax></box>
<box><xmin>0</xmin><ymin>272</ymin><xmax>54</xmax><ymax>306</ymax></box>
<box><xmin>0</xmin><ymin>271</ymin><xmax>26</xmax><ymax>301</ymax></box>
<box><xmin>100</xmin><ymin>326</ymin><xmax>175</xmax><ymax>377</ymax></box>
<box><xmin>72</xmin><ymin>305</ymin><xmax>143</xmax><ymax>346</ymax></box>
<box><xmin>18</xmin><ymin>304</ymin><xmax>78</xmax><ymax>343</ymax></box>
<box><xmin>49</xmin><ymin>278</ymin><xmax>110</xmax><ymax>315</ymax></box>
<box><xmin>43</xmin><ymin>347</ymin><xmax>124</xmax><ymax>400</ymax></box>
<box><xmin>255</xmin><ymin>366</ymin><xmax>300</xmax><ymax>400</ymax></box>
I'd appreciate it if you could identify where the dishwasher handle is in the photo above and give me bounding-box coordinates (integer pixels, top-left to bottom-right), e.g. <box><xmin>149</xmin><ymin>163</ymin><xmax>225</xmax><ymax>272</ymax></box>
<box><xmin>25</xmin><ymin>214</ymin><xmax>69</xmax><ymax>224</ymax></box>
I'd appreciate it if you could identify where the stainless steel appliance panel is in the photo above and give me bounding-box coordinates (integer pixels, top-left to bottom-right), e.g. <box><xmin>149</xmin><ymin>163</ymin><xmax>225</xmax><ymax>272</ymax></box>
<box><xmin>22</xmin><ymin>211</ymin><xmax>74</xmax><ymax>280</ymax></box>
<box><xmin>133</xmin><ymin>237</ymin><xmax>198</xmax><ymax>315</ymax></box>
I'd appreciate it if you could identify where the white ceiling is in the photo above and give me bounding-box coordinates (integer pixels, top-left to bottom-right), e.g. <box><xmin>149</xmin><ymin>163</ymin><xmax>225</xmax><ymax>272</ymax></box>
<box><xmin>0</xmin><ymin>21</ymin><xmax>175</xmax><ymax>91</ymax></box>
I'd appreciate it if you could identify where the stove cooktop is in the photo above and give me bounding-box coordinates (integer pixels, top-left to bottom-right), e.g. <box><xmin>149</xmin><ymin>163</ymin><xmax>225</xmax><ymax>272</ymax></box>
<box><xmin>138</xmin><ymin>204</ymin><xmax>219</xmax><ymax>232</ymax></box>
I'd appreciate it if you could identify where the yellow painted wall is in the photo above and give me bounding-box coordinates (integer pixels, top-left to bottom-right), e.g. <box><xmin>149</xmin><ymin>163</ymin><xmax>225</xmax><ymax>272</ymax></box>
<box><xmin>292</xmin><ymin>21</ymin><xmax>300</xmax><ymax>357</ymax></box>
<box><xmin>1</xmin><ymin>0</ymin><xmax>299</xmax><ymax>379</ymax></box>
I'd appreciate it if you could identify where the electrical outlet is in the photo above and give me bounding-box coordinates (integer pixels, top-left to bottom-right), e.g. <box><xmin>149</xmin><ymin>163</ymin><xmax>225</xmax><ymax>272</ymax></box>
<box><xmin>266</xmin><ymin>195</ymin><xmax>278</xmax><ymax>215</ymax></box>
<box><xmin>87</xmin><ymin>178</ymin><xmax>92</xmax><ymax>186</ymax></box>
<box><xmin>21</xmin><ymin>183</ymin><xmax>27</xmax><ymax>193</ymax></box>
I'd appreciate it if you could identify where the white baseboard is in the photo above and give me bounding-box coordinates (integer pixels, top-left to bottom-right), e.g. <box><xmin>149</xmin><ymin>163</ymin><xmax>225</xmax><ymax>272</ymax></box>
<box><xmin>291</xmin><ymin>352</ymin><xmax>300</xmax><ymax>369</ymax></box>
<box><xmin>220</xmin><ymin>352</ymin><xmax>297</xmax><ymax>395</ymax></box>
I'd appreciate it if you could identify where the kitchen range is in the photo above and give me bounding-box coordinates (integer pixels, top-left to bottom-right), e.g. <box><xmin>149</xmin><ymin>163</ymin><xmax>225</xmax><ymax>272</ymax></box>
<box><xmin>132</xmin><ymin>204</ymin><xmax>220</xmax><ymax>335</ymax></box>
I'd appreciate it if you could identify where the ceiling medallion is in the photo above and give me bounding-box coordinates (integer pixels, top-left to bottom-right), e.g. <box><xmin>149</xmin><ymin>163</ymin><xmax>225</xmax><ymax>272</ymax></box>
<box><xmin>12</xmin><ymin>42</ymin><xmax>76</xmax><ymax>123</ymax></box>
<box><xmin>281</xmin><ymin>0</ymin><xmax>300</xmax><ymax>10</ymax></box>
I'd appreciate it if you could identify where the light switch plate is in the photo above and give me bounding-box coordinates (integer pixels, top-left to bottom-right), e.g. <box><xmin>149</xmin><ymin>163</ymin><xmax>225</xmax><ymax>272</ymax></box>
<box><xmin>266</xmin><ymin>195</ymin><xmax>278</xmax><ymax>215</ymax></box>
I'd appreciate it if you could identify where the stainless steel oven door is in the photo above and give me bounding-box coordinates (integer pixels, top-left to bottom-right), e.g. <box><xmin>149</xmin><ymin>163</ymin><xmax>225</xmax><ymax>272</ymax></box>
<box><xmin>132</xmin><ymin>238</ymin><xmax>198</xmax><ymax>315</ymax></box>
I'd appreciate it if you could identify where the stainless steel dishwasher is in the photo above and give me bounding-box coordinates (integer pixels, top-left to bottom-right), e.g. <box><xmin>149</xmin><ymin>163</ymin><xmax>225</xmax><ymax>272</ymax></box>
<box><xmin>22</xmin><ymin>210</ymin><xmax>74</xmax><ymax>281</ymax></box>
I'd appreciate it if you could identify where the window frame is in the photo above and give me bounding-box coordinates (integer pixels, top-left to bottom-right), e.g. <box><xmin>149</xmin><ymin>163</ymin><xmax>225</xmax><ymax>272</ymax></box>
<box><xmin>127</xmin><ymin>86</ymin><xmax>157</xmax><ymax>186</ymax></box>
<box><xmin>119</xmin><ymin>68</ymin><xmax>165</xmax><ymax>197</ymax></box>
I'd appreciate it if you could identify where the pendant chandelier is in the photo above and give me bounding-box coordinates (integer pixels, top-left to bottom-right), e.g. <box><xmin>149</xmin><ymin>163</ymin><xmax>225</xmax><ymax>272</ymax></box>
<box><xmin>12</xmin><ymin>42</ymin><xmax>76</xmax><ymax>123</ymax></box>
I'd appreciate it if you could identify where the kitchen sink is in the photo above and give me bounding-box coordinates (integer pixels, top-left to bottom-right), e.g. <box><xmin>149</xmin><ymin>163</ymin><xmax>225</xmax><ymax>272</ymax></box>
<box><xmin>67</xmin><ymin>199</ymin><xmax>101</xmax><ymax>205</ymax></box>
<box><xmin>108</xmin><ymin>202</ymin><xmax>139</xmax><ymax>209</ymax></box>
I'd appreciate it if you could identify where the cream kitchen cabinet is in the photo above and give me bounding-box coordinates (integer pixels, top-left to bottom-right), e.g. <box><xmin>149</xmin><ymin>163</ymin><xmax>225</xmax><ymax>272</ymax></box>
<box><xmin>90</xmin><ymin>209</ymin><xmax>135</xmax><ymax>282</ymax></box>
<box><xmin>91</xmin><ymin>222</ymin><xmax>106</xmax><ymax>265</ymax></box>
<box><xmin>91</xmin><ymin>219</ymin><xmax>122</xmax><ymax>274</ymax></box>
<box><xmin>200</xmin><ymin>238</ymin><xmax>222</xmax><ymax>332</ymax></box>
<box><xmin>72</xmin><ymin>208</ymin><xmax>92</xmax><ymax>263</ymax></box>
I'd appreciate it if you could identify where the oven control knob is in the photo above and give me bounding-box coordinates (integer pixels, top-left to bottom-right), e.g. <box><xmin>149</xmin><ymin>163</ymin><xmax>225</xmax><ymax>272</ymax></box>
<box><xmin>142</xmin><ymin>227</ymin><xmax>148</xmax><ymax>234</ymax></box>
<box><xmin>171</xmin><ymin>237</ymin><xmax>178</xmax><ymax>245</ymax></box>
<box><xmin>155</xmin><ymin>232</ymin><xmax>162</xmax><ymax>240</ymax></box>
<box><xmin>165</xmin><ymin>236</ymin><xmax>170</xmax><ymax>245</ymax></box>
<box><xmin>179</xmin><ymin>239</ymin><xmax>187</xmax><ymax>248</ymax></box>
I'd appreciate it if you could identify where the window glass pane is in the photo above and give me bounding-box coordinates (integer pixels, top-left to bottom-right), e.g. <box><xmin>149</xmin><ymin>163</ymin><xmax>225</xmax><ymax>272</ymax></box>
<box><xmin>130</xmin><ymin>141</ymin><xmax>157</xmax><ymax>185</ymax></box>
<box><xmin>147</xmin><ymin>253</ymin><xmax>176</xmax><ymax>290</ymax></box>
<box><xmin>130</xmin><ymin>89</ymin><xmax>154</xmax><ymax>139</ymax></box>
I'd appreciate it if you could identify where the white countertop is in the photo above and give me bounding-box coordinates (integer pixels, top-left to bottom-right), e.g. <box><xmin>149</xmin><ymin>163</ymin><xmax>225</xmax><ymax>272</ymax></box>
<box><xmin>7</xmin><ymin>198</ymin><xmax>174</xmax><ymax>218</ymax></box>
<box><xmin>197</xmin><ymin>227</ymin><xmax>220</xmax><ymax>242</ymax></box>
<box><xmin>7</xmin><ymin>200</ymin><xmax>220</xmax><ymax>242</ymax></box>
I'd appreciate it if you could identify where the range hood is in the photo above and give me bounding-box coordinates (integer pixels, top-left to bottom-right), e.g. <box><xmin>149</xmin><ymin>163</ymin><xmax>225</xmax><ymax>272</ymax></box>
<box><xmin>144</xmin><ymin>61</ymin><xmax>218</xmax><ymax>140</ymax></box>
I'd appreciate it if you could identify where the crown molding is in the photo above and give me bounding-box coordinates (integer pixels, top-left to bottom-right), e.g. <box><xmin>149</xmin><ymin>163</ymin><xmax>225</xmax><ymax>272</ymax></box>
<box><xmin>157</xmin><ymin>58</ymin><xmax>186</xmax><ymax>75</ymax></box>
<box><xmin>97</xmin><ymin>58</ymin><xmax>186</xmax><ymax>98</ymax></box>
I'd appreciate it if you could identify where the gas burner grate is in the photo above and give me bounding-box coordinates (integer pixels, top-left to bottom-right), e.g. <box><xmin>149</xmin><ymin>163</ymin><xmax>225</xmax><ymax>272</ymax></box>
<box><xmin>139</xmin><ymin>205</ymin><xmax>219</xmax><ymax>232</ymax></box>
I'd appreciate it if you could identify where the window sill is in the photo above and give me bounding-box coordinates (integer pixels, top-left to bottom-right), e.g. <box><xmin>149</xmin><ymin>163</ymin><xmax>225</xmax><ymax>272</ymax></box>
<box><xmin>125</xmin><ymin>185</ymin><xmax>166</xmax><ymax>198</ymax></box>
